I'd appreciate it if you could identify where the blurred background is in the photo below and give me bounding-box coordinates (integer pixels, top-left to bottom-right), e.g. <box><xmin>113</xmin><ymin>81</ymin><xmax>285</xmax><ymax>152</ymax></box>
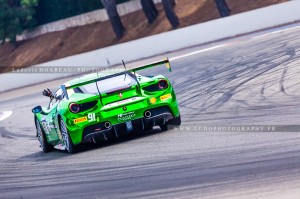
<box><xmin>0</xmin><ymin>0</ymin><xmax>288</xmax><ymax>70</ymax></box>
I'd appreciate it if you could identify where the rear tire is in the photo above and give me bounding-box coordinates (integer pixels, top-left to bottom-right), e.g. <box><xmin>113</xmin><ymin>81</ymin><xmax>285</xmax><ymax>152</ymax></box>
<box><xmin>60</xmin><ymin>119</ymin><xmax>77</xmax><ymax>154</ymax></box>
<box><xmin>168</xmin><ymin>115</ymin><xmax>181</xmax><ymax>126</ymax></box>
<box><xmin>160</xmin><ymin>115</ymin><xmax>181</xmax><ymax>132</ymax></box>
<box><xmin>36</xmin><ymin>119</ymin><xmax>53</xmax><ymax>153</ymax></box>
<box><xmin>159</xmin><ymin>123</ymin><xmax>168</xmax><ymax>132</ymax></box>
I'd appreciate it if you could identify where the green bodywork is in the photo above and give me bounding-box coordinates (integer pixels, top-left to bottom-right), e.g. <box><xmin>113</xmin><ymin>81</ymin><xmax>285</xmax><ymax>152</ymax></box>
<box><xmin>33</xmin><ymin>59</ymin><xmax>180</xmax><ymax>148</ymax></box>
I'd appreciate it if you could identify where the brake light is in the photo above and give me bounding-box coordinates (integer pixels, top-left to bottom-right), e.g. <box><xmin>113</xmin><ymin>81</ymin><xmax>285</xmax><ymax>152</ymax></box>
<box><xmin>142</xmin><ymin>79</ymin><xmax>169</xmax><ymax>92</ymax></box>
<box><xmin>69</xmin><ymin>103</ymin><xmax>80</xmax><ymax>113</ymax></box>
<box><xmin>158</xmin><ymin>79</ymin><xmax>168</xmax><ymax>90</ymax></box>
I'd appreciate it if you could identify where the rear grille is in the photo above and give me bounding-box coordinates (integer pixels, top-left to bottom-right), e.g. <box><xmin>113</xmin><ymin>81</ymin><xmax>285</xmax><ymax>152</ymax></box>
<box><xmin>83</xmin><ymin>122</ymin><xmax>106</xmax><ymax>138</ymax></box>
<box><xmin>114</xmin><ymin>119</ymin><xmax>144</xmax><ymax>137</ymax></box>
<box><xmin>142</xmin><ymin>83</ymin><xmax>160</xmax><ymax>92</ymax></box>
<box><xmin>146</xmin><ymin>106</ymin><xmax>172</xmax><ymax>117</ymax></box>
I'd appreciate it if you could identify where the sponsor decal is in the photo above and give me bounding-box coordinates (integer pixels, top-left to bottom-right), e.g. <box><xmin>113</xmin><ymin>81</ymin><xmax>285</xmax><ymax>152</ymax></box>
<box><xmin>74</xmin><ymin>116</ymin><xmax>87</xmax><ymax>124</ymax></box>
<box><xmin>42</xmin><ymin>122</ymin><xmax>50</xmax><ymax>134</ymax></box>
<box><xmin>118</xmin><ymin>111</ymin><xmax>136</xmax><ymax>121</ymax></box>
<box><xmin>149</xmin><ymin>97</ymin><xmax>157</xmax><ymax>104</ymax></box>
<box><xmin>42</xmin><ymin>121</ymin><xmax>55</xmax><ymax>134</ymax></box>
<box><xmin>41</xmin><ymin>115</ymin><xmax>46</xmax><ymax>122</ymax></box>
<box><xmin>160</xmin><ymin>94</ymin><xmax>172</xmax><ymax>101</ymax></box>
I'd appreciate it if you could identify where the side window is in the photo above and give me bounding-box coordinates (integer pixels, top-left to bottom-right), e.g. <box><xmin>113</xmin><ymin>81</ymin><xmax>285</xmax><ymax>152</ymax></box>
<box><xmin>55</xmin><ymin>89</ymin><xmax>64</xmax><ymax>101</ymax></box>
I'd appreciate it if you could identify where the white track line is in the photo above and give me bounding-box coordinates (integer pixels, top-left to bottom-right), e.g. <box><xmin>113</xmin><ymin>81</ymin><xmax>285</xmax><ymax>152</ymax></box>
<box><xmin>169</xmin><ymin>44</ymin><xmax>226</xmax><ymax>61</ymax></box>
<box><xmin>0</xmin><ymin>111</ymin><xmax>13</xmax><ymax>122</ymax></box>
<box><xmin>252</xmin><ymin>25</ymin><xmax>300</xmax><ymax>39</ymax></box>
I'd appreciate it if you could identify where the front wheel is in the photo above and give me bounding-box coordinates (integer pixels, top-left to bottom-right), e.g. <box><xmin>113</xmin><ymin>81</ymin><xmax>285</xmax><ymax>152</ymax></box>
<box><xmin>60</xmin><ymin>119</ymin><xmax>76</xmax><ymax>154</ymax></box>
<box><xmin>36</xmin><ymin>119</ymin><xmax>53</xmax><ymax>153</ymax></box>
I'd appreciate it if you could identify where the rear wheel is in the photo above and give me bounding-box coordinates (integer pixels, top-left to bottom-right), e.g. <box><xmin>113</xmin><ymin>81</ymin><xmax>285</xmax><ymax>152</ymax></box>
<box><xmin>60</xmin><ymin>119</ymin><xmax>76</xmax><ymax>154</ymax></box>
<box><xmin>169</xmin><ymin>115</ymin><xmax>181</xmax><ymax>126</ymax></box>
<box><xmin>159</xmin><ymin>123</ymin><xmax>168</xmax><ymax>132</ymax></box>
<box><xmin>160</xmin><ymin>115</ymin><xmax>181</xmax><ymax>132</ymax></box>
<box><xmin>36</xmin><ymin>119</ymin><xmax>53</xmax><ymax>153</ymax></box>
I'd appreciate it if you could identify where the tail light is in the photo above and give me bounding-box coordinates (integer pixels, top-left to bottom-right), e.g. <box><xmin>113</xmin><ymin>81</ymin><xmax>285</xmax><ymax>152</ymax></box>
<box><xmin>69</xmin><ymin>103</ymin><xmax>80</xmax><ymax>113</ymax></box>
<box><xmin>69</xmin><ymin>101</ymin><xmax>97</xmax><ymax>113</ymax></box>
<box><xmin>142</xmin><ymin>79</ymin><xmax>169</xmax><ymax>92</ymax></box>
<box><xmin>158</xmin><ymin>79</ymin><xmax>168</xmax><ymax>90</ymax></box>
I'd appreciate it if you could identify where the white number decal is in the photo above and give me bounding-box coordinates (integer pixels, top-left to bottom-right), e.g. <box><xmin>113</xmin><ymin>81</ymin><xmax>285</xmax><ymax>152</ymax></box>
<box><xmin>88</xmin><ymin>113</ymin><xmax>96</xmax><ymax>122</ymax></box>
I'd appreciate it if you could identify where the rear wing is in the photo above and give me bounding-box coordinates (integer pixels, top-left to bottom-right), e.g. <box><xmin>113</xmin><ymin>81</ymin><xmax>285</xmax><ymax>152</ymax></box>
<box><xmin>130</xmin><ymin>58</ymin><xmax>171</xmax><ymax>73</ymax></box>
<box><xmin>61</xmin><ymin>58</ymin><xmax>172</xmax><ymax>100</ymax></box>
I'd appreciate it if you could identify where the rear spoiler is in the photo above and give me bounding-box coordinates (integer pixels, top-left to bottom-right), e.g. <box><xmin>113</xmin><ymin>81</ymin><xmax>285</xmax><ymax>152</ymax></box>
<box><xmin>61</xmin><ymin>58</ymin><xmax>172</xmax><ymax>100</ymax></box>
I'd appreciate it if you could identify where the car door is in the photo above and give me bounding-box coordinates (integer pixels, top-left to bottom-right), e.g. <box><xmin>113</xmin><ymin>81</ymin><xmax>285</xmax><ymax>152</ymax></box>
<box><xmin>42</xmin><ymin>91</ymin><xmax>62</xmax><ymax>143</ymax></box>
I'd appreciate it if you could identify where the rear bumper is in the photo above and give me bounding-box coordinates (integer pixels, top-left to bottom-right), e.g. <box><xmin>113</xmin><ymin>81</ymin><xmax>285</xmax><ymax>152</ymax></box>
<box><xmin>82</xmin><ymin>106</ymin><xmax>174</xmax><ymax>143</ymax></box>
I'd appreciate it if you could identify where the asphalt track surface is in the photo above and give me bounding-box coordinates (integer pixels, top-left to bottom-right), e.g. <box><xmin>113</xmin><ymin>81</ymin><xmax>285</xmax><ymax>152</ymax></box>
<box><xmin>1</xmin><ymin>25</ymin><xmax>300</xmax><ymax>199</ymax></box>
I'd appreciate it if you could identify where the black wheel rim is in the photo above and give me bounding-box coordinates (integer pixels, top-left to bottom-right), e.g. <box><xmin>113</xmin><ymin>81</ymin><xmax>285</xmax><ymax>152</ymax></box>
<box><xmin>60</xmin><ymin>120</ymin><xmax>70</xmax><ymax>152</ymax></box>
<box><xmin>36</xmin><ymin>120</ymin><xmax>44</xmax><ymax>149</ymax></box>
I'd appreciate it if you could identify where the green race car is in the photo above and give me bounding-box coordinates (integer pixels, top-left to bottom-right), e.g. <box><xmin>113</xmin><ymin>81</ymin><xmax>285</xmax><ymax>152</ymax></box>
<box><xmin>32</xmin><ymin>59</ymin><xmax>181</xmax><ymax>153</ymax></box>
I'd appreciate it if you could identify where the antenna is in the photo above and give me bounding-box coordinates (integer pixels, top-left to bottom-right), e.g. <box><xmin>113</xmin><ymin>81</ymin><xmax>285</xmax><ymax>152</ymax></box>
<box><xmin>133</xmin><ymin>69</ymin><xmax>141</xmax><ymax>94</ymax></box>
<box><xmin>122</xmin><ymin>60</ymin><xmax>126</xmax><ymax>71</ymax></box>
<box><xmin>122</xmin><ymin>60</ymin><xmax>127</xmax><ymax>81</ymax></box>
<box><xmin>95</xmin><ymin>82</ymin><xmax>103</xmax><ymax>107</ymax></box>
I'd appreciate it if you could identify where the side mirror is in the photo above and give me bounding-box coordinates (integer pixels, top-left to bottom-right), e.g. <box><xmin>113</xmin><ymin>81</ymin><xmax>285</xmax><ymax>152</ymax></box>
<box><xmin>43</xmin><ymin>88</ymin><xmax>54</xmax><ymax>99</ymax></box>
<box><xmin>32</xmin><ymin>106</ymin><xmax>42</xmax><ymax>114</ymax></box>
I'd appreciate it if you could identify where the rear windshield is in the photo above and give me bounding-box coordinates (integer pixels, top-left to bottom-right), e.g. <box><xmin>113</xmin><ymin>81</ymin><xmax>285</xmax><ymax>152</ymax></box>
<box><xmin>70</xmin><ymin>73</ymin><xmax>137</xmax><ymax>95</ymax></box>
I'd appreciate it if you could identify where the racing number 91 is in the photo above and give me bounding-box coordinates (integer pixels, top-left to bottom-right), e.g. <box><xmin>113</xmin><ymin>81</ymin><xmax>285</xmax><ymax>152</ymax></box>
<box><xmin>88</xmin><ymin>113</ymin><xmax>96</xmax><ymax>122</ymax></box>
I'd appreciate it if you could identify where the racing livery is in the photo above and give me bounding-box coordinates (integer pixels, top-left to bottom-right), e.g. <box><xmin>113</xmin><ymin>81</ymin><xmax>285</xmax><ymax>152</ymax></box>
<box><xmin>32</xmin><ymin>59</ymin><xmax>181</xmax><ymax>153</ymax></box>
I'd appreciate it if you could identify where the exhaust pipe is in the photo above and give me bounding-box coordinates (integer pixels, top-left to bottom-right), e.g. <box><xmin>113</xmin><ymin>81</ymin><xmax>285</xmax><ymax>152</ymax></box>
<box><xmin>104</xmin><ymin>122</ymin><xmax>111</xmax><ymax>129</ymax></box>
<box><xmin>144</xmin><ymin>111</ymin><xmax>151</xmax><ymax>118</ymax></box>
